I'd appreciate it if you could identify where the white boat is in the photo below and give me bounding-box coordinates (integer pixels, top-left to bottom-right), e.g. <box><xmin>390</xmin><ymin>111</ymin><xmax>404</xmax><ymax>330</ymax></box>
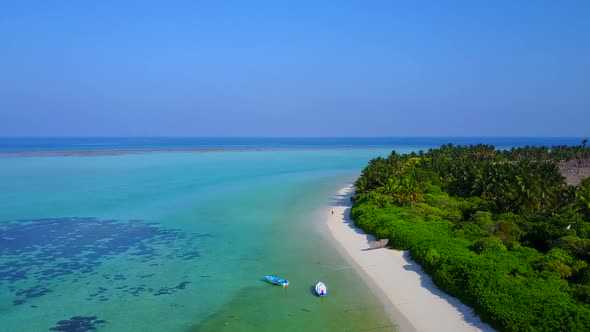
<box><xmin>315</xmin><ymin>282</ymin><xmax>327</xmax><ymax>296</ymax></box>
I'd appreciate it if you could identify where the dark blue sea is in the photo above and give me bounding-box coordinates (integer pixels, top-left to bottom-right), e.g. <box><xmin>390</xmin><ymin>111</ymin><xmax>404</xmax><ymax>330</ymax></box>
<box><xmin>0</xmin><ymin>137</ymin><xmax>585</xmax><ymax>153</ymax></box>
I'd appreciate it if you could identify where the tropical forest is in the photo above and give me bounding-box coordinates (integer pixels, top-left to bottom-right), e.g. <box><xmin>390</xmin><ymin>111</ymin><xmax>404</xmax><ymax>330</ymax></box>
<box><xmin>351</xmin><ymin>142</ymin><xmax>590</xmax><ymax>331</ymax></box>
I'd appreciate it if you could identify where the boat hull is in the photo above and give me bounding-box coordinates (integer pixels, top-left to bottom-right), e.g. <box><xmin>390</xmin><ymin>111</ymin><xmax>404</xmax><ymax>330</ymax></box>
<box><xmin>315</xmin><ymin>282</ymin><xmax>327</xmax><ymax>296</ymax></box>
<box><xmin>265</xmin><ymin>275</ymin><xmax>289</xmax><ymax>286</ymax></box>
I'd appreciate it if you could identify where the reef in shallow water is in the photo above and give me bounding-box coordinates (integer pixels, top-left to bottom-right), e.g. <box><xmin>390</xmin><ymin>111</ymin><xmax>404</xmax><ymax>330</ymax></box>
<box><xmin>0</xmin><ymin>217</ymin><xmax>209</xmax><ymax>306</ymax></box>
<box><xmin>49</xmin><ymin>316</ymin><xmax>106</xmax><ymax>332</ymax></box>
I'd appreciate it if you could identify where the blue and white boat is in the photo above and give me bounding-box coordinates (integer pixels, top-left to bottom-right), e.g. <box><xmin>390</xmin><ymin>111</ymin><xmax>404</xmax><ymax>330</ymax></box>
<box><xmin>315</xmin><ymin>282</ymin><xmax>327</xmax><ymax>296</ymax></box>
<box><xmin>265</xmin><ymin>275</ymin><xmax>289</xmax><ymax>286</ymax></box>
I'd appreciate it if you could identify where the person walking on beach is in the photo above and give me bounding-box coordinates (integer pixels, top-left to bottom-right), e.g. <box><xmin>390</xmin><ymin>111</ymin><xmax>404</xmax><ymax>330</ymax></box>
<box><xmin>331</xmin><ymin>210</ymin><xmax>334</xmax><ymax>215</ymax></box>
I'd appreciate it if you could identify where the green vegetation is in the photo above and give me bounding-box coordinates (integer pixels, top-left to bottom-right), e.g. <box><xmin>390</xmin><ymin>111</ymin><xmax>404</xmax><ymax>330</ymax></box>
<box><xmin>351</xmin><ymin>142</ymin><xmax>590</xmax><ymax>331</ymax></box>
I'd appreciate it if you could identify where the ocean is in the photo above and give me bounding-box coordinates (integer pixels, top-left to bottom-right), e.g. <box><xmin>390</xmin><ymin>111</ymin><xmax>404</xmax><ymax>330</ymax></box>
<box><xmin>0</xmin><ymin>136</ymin><xmax>585</xmax><ymax>153</ymax></box>
<box><xmin>0</xmin><ymin>137</ymin><xmax>584</xmax><ymax>331</ymax></box>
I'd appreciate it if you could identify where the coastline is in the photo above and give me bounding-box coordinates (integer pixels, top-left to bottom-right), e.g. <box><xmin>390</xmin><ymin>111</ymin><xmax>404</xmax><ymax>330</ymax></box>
<box><xmin>323</xmin><ymin>184</ymin><xmax>496</xmax><ymax>332</ymax></box>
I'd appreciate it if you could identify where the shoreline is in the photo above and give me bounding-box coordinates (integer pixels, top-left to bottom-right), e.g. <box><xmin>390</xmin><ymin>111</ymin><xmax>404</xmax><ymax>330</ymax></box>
<box><xmin>323</xmin><ymin>184</ymin><xmax>495</xmax><ymax>332</ymax></box>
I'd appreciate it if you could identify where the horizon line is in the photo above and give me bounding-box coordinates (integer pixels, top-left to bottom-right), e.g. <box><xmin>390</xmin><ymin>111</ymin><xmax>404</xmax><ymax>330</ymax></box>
<box><xmin>0</xmin><ymin>135</ymin><xmax>587</xmax><ymax>139</ymax></box>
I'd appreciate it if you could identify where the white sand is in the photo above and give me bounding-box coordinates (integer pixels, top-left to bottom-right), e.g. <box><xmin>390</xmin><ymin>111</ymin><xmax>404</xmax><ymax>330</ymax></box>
<box><xmin>325</xmin><ymin>184</ymin><xmax>496</xmax><ymax>332</ymax></box>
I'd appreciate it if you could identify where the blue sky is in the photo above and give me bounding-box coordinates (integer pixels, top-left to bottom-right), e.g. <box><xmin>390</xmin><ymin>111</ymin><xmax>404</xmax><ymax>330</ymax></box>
<box><xmin>1</xmin><ymin>0</ymin><xmax>588</xmax><ymax>136</ymax></box>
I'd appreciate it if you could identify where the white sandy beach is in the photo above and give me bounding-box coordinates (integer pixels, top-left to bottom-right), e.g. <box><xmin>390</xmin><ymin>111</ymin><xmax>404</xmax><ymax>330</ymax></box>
<box><xmin>325</xmin><ymin>184</ymin><xmax>496</xmax><ymax>332</ymax></box>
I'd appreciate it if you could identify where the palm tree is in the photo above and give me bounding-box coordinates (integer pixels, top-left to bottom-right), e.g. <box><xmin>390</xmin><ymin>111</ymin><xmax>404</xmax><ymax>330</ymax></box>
<box><xmin>575</xmin><ymin>178</ymin><xmax>590</xmax><ymax>220</ymax></box>
<box><xmin>377</xmin><ymin>177</ymin><xmax>398</xmax><ymax>197</ymax></box>
<box><xmin>515</xmin><ymin>172</ymin><xmax>545</xmax><ymax>215</ymax></box>
<box><xmin>510</xmin><ymin>162</ymin><xmax>564</xmax><ymax>215</ymax></box>
<box><xmin>355</xmin><ymin>177</ymin><xmax>368</xmax><ymax>195</ymax></box>
<box><xmin>395</xmin><ymin>174</ymin><xmax>423</xmax><ymax>206</ymax></box>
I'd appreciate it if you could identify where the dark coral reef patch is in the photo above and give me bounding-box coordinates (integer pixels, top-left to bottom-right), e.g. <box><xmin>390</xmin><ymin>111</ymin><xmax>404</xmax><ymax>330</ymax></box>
<box><xmin>0</xmin><ymin>217</ymin><xmax>207</xmax><ymax>306</ymax></box>
<box><xmin>49</xmin><ymin>316</ymin><xmax>106</xmax><ymax>332</ymax></box>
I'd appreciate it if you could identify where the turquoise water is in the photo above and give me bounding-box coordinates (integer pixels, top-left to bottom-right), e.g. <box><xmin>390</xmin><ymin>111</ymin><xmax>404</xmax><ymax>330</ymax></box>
<box><xmin>0</xmin><ymin>149</ymin><xmax>394</xmax><ymax>331</ymax></box>
<box><xmin>1</xmin><ymin>137</ymin><xmax>584</xmax><ymax>152</ymax></box>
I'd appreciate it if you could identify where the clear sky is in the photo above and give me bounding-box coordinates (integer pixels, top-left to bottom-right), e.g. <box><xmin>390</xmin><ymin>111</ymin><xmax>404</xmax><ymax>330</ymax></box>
<box><xmin>1</xmin><ymin>0</ymin><xmax>589</xmax><ymax>137</ymax></box>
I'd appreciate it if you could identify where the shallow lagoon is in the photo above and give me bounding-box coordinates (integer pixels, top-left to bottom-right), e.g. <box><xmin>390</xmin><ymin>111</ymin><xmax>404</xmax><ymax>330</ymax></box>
<box><xmin>0</xmin><ymin>149</ymin><xmax>394</xmax><ymax>331</ymax></box>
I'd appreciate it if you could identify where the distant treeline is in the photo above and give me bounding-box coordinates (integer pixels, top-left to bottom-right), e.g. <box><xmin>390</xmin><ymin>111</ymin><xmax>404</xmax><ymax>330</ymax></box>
<box><xmin>351</xmin><ymin>141</ymin><xmax>590</xmax><ymax>331</ymax></box>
